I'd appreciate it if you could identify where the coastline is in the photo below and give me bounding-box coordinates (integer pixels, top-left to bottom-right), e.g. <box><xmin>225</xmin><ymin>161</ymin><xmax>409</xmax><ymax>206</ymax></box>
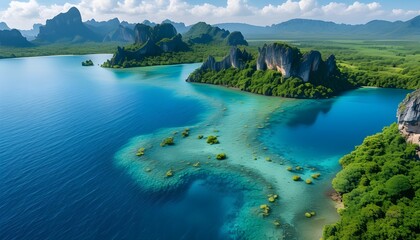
<box><xmin>328</xmin><ymin>190</ymin><xmax>344</xmax><ymax>210</ymax></box>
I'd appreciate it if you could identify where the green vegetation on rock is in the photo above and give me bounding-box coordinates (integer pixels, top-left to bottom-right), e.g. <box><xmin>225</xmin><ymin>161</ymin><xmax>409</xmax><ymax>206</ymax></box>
<box><xmin>216</xmin><ymin>153</ymin><xmax>226</xmax><ymax>160</ymax></box>
<box><xmin>136</xmin><ymin>147</ymin><xmax>145</xmax><ymax>156</ymax></box>
<box><xmin>311</xmin><ymin>173</ymin><xmax>321</xmax><ymax>179</ymax></box>
<box><xmin>268</xmin><ymin>194</ymin><xmax>278</xmax><ymax>203</ymax></box>
<box><xmin>182</xmin><ymin>128</ymin><xmax>190</xmax><ymax>138</ymax></box>
<box><xmin>160</xmin><ymin>137</ymin><xmax>175</xmax><ymax>147</ymax></box>
<box><xmin>292</xmin><ymin>175</ymin><xmax>301</xmax><ymax>181</ymax></box>
<box><xmin>186</xmin><ymin>43</ymin><xmax>355</xmax><ymax>99</ymax></box>
<box><xmin>260</xmin><ymin>204</ymin><xmax>270</xmax><ymax>217</ymax></box>
<box><xmin>165</xmin><ymin>169</ymin><xmax>174</xmax><ymax>177</ymax></box>
<box><xmin>82</xmin><ymin>59</ymin><xmax>94</xmax><ymax>66</ymax></box>
<box><xmin>323</xmin><ymin>123</ymin><xmax>419</xmax><ymax>240</ymax></box>
<box><xmin>206</xmin><ymin>135</ymin><xmax>219</xmax><ymax>144</ymax></box>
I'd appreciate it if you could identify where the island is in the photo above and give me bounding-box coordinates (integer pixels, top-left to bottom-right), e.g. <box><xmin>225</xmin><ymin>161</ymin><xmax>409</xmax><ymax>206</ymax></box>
<box><xmin>186</xmin><ymin>43</ymin><xmax>355</xmax><ymax>99</ymax></box>
<box><xmin>102</xmin><ymin>22</ymin><xmax>248</xmax><ymax>68</ymax></box>
<box><xmin>82</xmin><ymin>59</ymin><xmax>94</xmax><ymax>66</ymax></box>
<box><xmin>323</xmin><ymin>90</ymin><xmax>420</xmax><ymax>239</ymax></box>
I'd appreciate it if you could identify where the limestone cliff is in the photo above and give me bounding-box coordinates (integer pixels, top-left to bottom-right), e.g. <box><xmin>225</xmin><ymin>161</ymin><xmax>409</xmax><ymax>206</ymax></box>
<box><xmin>186</xmin><ymin>47</ymin><xmax>252</xmax><ymax>82</ymax></box>
<box><xmin>0</xmin><ymin>29</ymin><xmax>32</xmax><ymax>47</ymax></box>
<box><xmin>183</xmin><ymin>22</ymin><xmax>248</xmax><ymax>46</ymax></box>
<box><xmin>257</xmin><ymin>43</ymin><xmax>338</xmax><ymax>82</ymax></box>
<box><xmin>35</xmin><ymin>7</ymin><xmax>100</xmax><ymax>43</ymax></box>
<box><xmin>104</xmin><ymin>23</ymin><xmax>189</xmax><ymax>67</ymax></box>
<box><xmin>397</xmin><ymin>90</ymin><xmax>420</xmax><ymax>145</ymax></box>
<box><xmin>103</xmin><ymin>25</ymin><xmax>134</xmax><ymax>42</ymax></box>
<box><xmin>225</xmin><ymin>31</ymin><xmax>248</xmax><ymax>46</ymax></box>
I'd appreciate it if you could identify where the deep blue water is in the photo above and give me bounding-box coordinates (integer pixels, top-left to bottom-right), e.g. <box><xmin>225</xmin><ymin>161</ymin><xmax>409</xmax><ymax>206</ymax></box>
<box><xmin>0</xmin><ymin>55</ymin><xmax>240</xmax><ymax>239</ymax></box>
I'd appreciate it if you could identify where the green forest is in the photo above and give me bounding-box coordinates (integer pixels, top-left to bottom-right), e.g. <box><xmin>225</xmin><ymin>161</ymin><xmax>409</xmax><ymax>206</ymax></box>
<box><xmin>288</xmin><ymin>40</ymin><xmax>420</xmax><ymax>90</ymax></box>
<box><xmin>188</xmin><ymin>61</ymin><xmax>354</xmax><ymax>99</ymax></box>
<box><xmin>0</xmin><ymin>42</ymin><xmax>120</xmax><ymax>59</ymax></box>
<box><xmin>102</xmin><ymin>44</ymin><xmax>231</xmax><ymax>68</ymax></box>
<box><xmin>323</xmin><ymin>123</ymin><xmax>420</xmax><ymax>240</ymax></box>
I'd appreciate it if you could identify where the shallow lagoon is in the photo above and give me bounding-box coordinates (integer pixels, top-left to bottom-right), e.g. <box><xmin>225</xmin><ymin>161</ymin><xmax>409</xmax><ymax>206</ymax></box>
<box><xmin>0</xmin><ymin>54</ymin><xmax>409</xmax><ymax>239</ymax></box>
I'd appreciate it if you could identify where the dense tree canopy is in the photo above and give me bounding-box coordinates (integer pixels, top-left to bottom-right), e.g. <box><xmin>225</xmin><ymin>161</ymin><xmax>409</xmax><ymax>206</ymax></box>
<box><xmin>324</xmin><ymin>124</ymin><xmax>420</xmax><ymax>240</ymax></box>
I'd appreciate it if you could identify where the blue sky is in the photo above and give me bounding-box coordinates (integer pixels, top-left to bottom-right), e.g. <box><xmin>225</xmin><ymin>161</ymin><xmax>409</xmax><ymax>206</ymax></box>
<box><xmin>190</xmin><ymin>0</ymin><xmax>420</xmax><ymax>10</ymax></box>
<box><xmin>1</xmin><ymin>0</ymin><xmax>417</xmax><ymax>10</ymax></box>
<box><xmin>1</xmin><ymin>0</ymin><xmax>420</xmax><ymax>29</ymax></box>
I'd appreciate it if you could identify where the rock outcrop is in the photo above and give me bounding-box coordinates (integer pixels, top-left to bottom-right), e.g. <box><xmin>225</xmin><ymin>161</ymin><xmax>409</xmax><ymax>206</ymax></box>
<box><xmin>397</xmin><ymin>90</ymin><xmax>420</xmax><ymax>145</ymax></box>
<box><xmin>35</xmin><ymin>7</ymin><xmax>100</xmax><ymax>43</ymax></box>
<box><xmin>161</xmin><ymin>19</ymin><xmax>190</xmax><ymax>34</ymax></box>
<box><xmin>85</xmin><ymin>18</ymin><xmax>120</xmax><ymax>39</ymax></box>
<box><xmin>103</xmin><ymin>25</ymin><xmax>134</xmax><ymax>42</ymax></box>
<box><xmin>0</xmin><ymin>29</ymin><xmax>32</xmax><ymax>47</ymax></box>
<box><xmin>183</xmin><ymin>22</ymin><xmax>248</xmax><ymax>46</ymax></box>
<box><xmin>257</xmin><ymin>43</ymin><xmax>338</xmax><ymax>82</ymax></box>
<box><xmin>186</xmin><ymin>47</ymin><xmax>252</xmax><ymax>82</ymax></box>
<box><xmin>157</xmin><ymin>34</ymin><xmax>188</xmax><ymax>52</ymax></box>
<box><xmin>105</xmin><ymin>23</ymin><xmax>189</xmax><ymax>67</ymax></box>
<box><xmin>257</xmin><ymin>43</ymin><xmax>301</xmax><ymax>77</ymax></box>
<box><xmin>225</xmin><ymin>31</ymin><xmax>248</xmax><ymax>46</ymax></box>
<box><xmin>132</xmin><ymin>23</ymin><xmax>178</xmax><ymax>45</ymax></box>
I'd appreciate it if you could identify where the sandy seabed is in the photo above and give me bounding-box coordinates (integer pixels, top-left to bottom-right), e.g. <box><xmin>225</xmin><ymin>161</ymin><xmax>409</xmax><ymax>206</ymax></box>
<box><xmin>114</xmin><ymin>64</ymin><xmax>339</xmax><ymax>239</ymax></box>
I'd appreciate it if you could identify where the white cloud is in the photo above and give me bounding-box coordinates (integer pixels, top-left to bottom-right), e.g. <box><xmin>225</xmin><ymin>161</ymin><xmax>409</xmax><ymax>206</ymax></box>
<box><xmin>0</xmin><ymin>0</ymin><xmax>419</xmax><ymax>30</ymax></box>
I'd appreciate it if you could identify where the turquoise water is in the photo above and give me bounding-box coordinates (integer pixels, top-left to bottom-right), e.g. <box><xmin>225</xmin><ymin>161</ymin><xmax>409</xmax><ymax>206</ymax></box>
<box><xmin>261</xmin><ymin>88</ymin><xmax>410</xmax><ymax>170</ymax></box>
<box><xmin>0</xmin><ymin>54</ymin><xmax>410</xmax><ymax>239</ymax></box>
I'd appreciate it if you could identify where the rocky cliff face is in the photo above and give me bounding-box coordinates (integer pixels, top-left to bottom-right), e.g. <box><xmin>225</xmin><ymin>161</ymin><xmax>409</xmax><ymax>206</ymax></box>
<box><xmin>225</xmin><ymin>31</ymin><xmax>248</xmax><ymax>46</ymax></box>
<box><xmin>257</xmin><ymin>43</ymin><xmax>300</xmax><ymax>77</ymax></box>
<box><xmin>0</xmin><ymin>29</ymin><xmax>32</xmax><ymax>47</ymax></box>
<box><xmin>397</xmin><ymin>90</ymin><xmax>420</xmax><ymax>145</ymax></box>
<box><xmin>106</xmin><ymin>23</ymin><xmax>189</xmax><ymax>67</ymax></box>
<box><xmin>134</xmin><ymin>23</ymin><xmax>177</xmax><ymax>45</ymax></box>
<box><xmin>186</xmin><ymin>47</ymin><xmax>252</xmax><ymax>82</ymax></box>
<box><xmin>157</xmin><ymin>34</ymin><xmax>188</xmax><ymax>52</ymax></box>
<box><xmin>200</xmin><ymin>47</ymin><xmax>251</xmax><ymax>71</ymax></box>
<box><xmin>103</xmin><ymin>25</ymin><xmax>134</xmax><ymax>42</ymax></box>
<box><xmin>257</xmin><ymin>43</ymin><xmax>338</xmax><ymax>82</ymax></box>
<box><xmin>36</xmin><ymin>7</ymin><xmax>99</xmax><ymax>43</ymax></box>
<box><xmin>183</xmin><ymin>22</ymin><xmax>248</xmax><ymax>46</ymax></box>
<box><xmin>134</xmin><ymin>24</ymin><xmax>152</xmax><ymax>45</ymax></box>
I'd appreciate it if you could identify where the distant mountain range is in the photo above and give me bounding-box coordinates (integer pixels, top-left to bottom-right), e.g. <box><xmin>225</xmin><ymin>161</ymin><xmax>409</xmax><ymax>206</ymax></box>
<box><xmin>0</xmin><ymin>7</ymin><xmax>419</xmax><ymax>47</ymax></box>
<box><xmin>0</xmin><ymin>29</ymin><xmax>32</xmax><ymax>47</ymax></box>
<box><xmin>216</xmin><ymin>17</ymin><xmax>420</xmax><ymax>39</ymax></box>
<box><xmin>0</xmin><ymin>22</ymin><xmax>10</xmax><ymax>30</ymax></box>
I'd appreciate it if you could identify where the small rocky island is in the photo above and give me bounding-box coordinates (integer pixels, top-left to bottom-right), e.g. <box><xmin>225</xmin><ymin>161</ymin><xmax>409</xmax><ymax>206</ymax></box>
<box><xmin>82</xmin><ymin>59</ymin><xmax>94</xmax><ymax>66</ymax></box>
<box><xmin>186</xmin><ymin>43</ymin><xmax>354</xmax><ymax>99</ymax></box>
<box><xmin>397</xmin><ymin>89</ymin><xmax>420</xmax><ymax>145</ymax></box>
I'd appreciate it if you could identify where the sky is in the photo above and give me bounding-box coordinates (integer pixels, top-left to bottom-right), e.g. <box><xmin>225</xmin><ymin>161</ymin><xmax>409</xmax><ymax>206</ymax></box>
<box><xmin>1</xmin><ymin>0</ymin><xmax>420</xmax><ymax>29</ymax></box>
